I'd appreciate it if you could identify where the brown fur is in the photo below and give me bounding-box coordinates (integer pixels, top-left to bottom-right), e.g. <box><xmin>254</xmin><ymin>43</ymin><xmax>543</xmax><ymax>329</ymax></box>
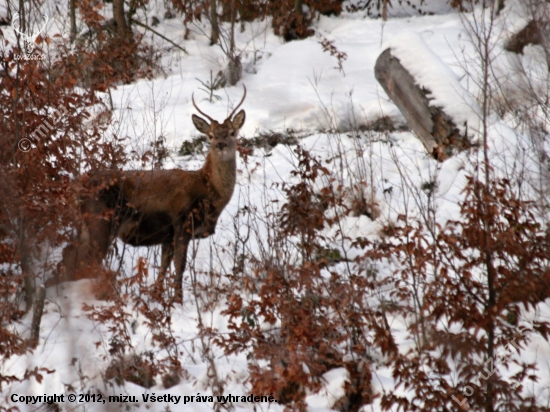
<box><xmin>59</xmin><ymin>89</ymin><xmax>246</xmax><ymax>299</ymax></box>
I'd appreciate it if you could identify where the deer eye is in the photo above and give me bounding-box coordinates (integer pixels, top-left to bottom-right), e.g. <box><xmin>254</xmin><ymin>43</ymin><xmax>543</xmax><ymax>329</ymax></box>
<box><xmin>230</xmin><ymin>131</ymin><xmax>235</xmax><ymax>136</ymax></box>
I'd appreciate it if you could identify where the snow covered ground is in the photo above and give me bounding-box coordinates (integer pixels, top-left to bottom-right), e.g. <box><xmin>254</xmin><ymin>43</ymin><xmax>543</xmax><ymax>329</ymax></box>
<box><xmin>2</xmin><ymin>0</ymin><xmax>550</xmax><ymax>410</ymax></box>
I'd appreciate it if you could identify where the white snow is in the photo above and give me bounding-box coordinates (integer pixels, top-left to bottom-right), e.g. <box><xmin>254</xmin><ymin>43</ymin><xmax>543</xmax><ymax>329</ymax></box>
<box><xmin>2</xmin><ymin>0</ymin><xmax>550</xmax><ymax>410</ymax></box>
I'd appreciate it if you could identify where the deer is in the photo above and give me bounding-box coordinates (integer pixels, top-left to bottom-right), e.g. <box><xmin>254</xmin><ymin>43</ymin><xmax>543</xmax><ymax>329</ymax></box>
<box><xmin>60</xmin><ymin>86</ymin><xmax>246</xmax><ymax>300</ymax></box>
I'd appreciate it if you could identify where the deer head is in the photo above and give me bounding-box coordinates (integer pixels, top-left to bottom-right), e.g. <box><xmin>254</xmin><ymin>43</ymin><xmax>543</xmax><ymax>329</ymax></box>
<box><xmin>192</xmin><ymin>85</ymin><xmax>246</xmax><ymax>162</ymax></box>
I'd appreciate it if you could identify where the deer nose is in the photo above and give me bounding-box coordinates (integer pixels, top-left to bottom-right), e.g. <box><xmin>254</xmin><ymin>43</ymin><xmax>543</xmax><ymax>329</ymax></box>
<box><xmin>216</xmin><ymin>142</ymin><xmax>228</xmax><ymax>150</ymax></box>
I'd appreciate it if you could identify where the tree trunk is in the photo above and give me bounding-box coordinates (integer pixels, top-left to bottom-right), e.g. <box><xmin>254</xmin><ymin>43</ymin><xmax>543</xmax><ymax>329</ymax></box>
<box><xmin>230</xmin><ymin>0</ymin><xmax>235</xmax><ymax>53</ymax></box>
<box><xmin>112</xmin><ymin>0</ymin><xmax>128</xmax><ymax>36</ymax></box>
<box><xmin>210</xmin><ymin>0</ymin><xmax>220</xmax><ymax>45</ymax></box>
<box><xmin>18</xmin><ymin>221</ymin><xmax>35</xmax><ymax>313</ymax></box>
<box><xmin>382</xmin><ymin>0</ymin><xmax>388</xmax><ymax>21</ymax></box>
<box><xmin>223</xmin><ymin>0</ymin><xmax>241</xmax><ymax>87</ymax></box>
<box><xmin>294</xmin><ymin>0</ymin><xmax>303</xmax><ymax>14</ymax></box>
<box><xmin>127</xmin><ymin>0</ymin><xmax>138</xmax><ymax>32</ymax></box>
<box><xmin>69</xmin><ymin>0</ymin><xmax>77</xmax><ymax>42</ymax></box>
<box><xmin>18</xmin><ymin>0</ymin><xmax>26</xmax><ymax>33</ymax></box>
<box><xmin>29</xmin><ymin>285</ymin><xmax>46</xmax><ymax>349</ymax></box>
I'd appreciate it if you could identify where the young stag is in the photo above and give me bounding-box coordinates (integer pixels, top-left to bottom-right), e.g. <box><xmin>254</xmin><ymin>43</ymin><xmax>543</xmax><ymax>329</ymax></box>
<box><xmin>61</xmin><ymin>87</ymin><xmax>246</xmax><ymax>299</ymax></box>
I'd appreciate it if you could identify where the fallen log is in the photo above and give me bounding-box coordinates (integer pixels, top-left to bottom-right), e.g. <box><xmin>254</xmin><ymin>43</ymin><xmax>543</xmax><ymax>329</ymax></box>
<box><xmin>375</xmin><ymin>47</ymin><xmax>473</xmax><ymax>161</ymax></box>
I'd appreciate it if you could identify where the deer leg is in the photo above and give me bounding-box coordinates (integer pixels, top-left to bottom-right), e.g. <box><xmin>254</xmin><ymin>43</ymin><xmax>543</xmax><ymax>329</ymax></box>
<box><xmin>61</xmin><ymin>222</ymin><xmax>108</xmax><ymax>282</ymax></box>
<box><xmin>74</xmin><ymin>217</ymin><xmax>111</xmax><ymax>280</ymax></box>
<box><xmin>61</xmin><ymin>227</ymin><xmax>92</xmax><ymax>283</ymax></box>
<box><xmin>173</xmin><ymin>224</ymin><xmax>191</xmax><ymax>301</ymax></box>
<box><xmin>62</xmin><ymin>198</ymin><xmax>113</xmax><ymax>281</ymax></box>
<box><xmin>158</xmin><ymin>241</ymin><xmax>174</xmax><ymax>284</ymax></box>
<box><xmin>61</xmin><ymin>242</ymin><xmax>78</xmax><ymax>282</ymax></box>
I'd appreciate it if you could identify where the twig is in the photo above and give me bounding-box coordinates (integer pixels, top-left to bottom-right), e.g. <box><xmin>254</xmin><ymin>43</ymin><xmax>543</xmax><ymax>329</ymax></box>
<box><xmin>131</xmin><ymin>19</ymin><xmax>188</xmax><ymax>55</ymax></box>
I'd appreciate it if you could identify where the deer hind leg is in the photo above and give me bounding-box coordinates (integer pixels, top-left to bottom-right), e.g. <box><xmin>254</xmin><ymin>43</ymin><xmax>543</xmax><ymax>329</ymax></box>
<box><xmin>83</xmin><ymin>216</ymin><xmax>112</xmax><ymax>274</ymax></box>
<box><xmin>62</xmin><ymin>200</ymin><xmax>113</xmax><ymax>282</ymax></box>
<box><xmin>66</xmin><ymin>220</ymin><xmax>111</xmax><ymax>281</ymax></box>
<box><xmin>56</xmin><ymin>241</ymin><xmax>78</xmax><ymax>286</ymax></box>
<box><xmin>61</xmin><ymin>228</ymin><xmax>90</xmax><ymax>283</ymax></box>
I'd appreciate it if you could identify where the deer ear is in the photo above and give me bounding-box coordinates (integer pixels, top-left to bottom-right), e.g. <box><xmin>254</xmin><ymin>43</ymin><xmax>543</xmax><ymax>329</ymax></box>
<box><xmin>192</xmin><ymin>115</ymin><xmax>210</xmax><ymax>135</ymax></box>
<box><xmin>232</xmin><ymin>110</ymin><xmax>246</xmax><ymax>130</ymax></box>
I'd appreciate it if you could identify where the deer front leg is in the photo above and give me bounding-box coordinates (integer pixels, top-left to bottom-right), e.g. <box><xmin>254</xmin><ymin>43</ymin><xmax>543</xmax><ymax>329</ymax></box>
<box><xmin>158</xmin><ymin>241</ymin><xmax>173</xmax><ymax>284</ymax></box>
<box><xmin>173</xmin><ymin>223</ymin><xmax>191</xmax><ymax>301</ymax></box>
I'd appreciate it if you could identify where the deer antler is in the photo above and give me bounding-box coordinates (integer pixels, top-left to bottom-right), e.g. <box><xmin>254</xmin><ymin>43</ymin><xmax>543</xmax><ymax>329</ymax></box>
<box><xmin>229</xmin><ymin>84</ymin><xmax>247</xmax><ymax>119</ymax></box>
<box><xmin>11</xmin><ymin>13</ymin><xmax>48</xmax><ymax>41</ymax></box>
<box><xmin>12</xmin><ymin>12</ymin><xmax>24</xmax><ymax>37</ymax></box>
<box><xmin>192</xmin><ymin>93</ymin><xmax>215</xmax><ymax>123</ymax></box>
<box><xmin>31</xmin><ymin>14</ymin><xmax>49</xmax><ymax>41</ymax></box>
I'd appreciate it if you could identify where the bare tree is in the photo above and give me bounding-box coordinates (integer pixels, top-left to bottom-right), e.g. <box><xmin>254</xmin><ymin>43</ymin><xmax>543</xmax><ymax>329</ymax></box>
<box><xmin>69</xmin><ymin>0</ymin><xmax>77</xmax><ymax>41</ymax></box>
<box><xmin>210</xmin><ymin>0</ymin><xmax>220</xmax><ymax>44</ymax></box>
<box><xmin>112</xmin><ymin>0</ymin><xmax>128</xmax><ymax>36</ymax></box>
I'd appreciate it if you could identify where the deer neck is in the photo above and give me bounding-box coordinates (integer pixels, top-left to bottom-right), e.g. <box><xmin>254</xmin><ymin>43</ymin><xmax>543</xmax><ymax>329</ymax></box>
<box><xmin>202</xmin><ymin>151</ymin><xmax>236</xmax><ymax>201</ymax></box>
